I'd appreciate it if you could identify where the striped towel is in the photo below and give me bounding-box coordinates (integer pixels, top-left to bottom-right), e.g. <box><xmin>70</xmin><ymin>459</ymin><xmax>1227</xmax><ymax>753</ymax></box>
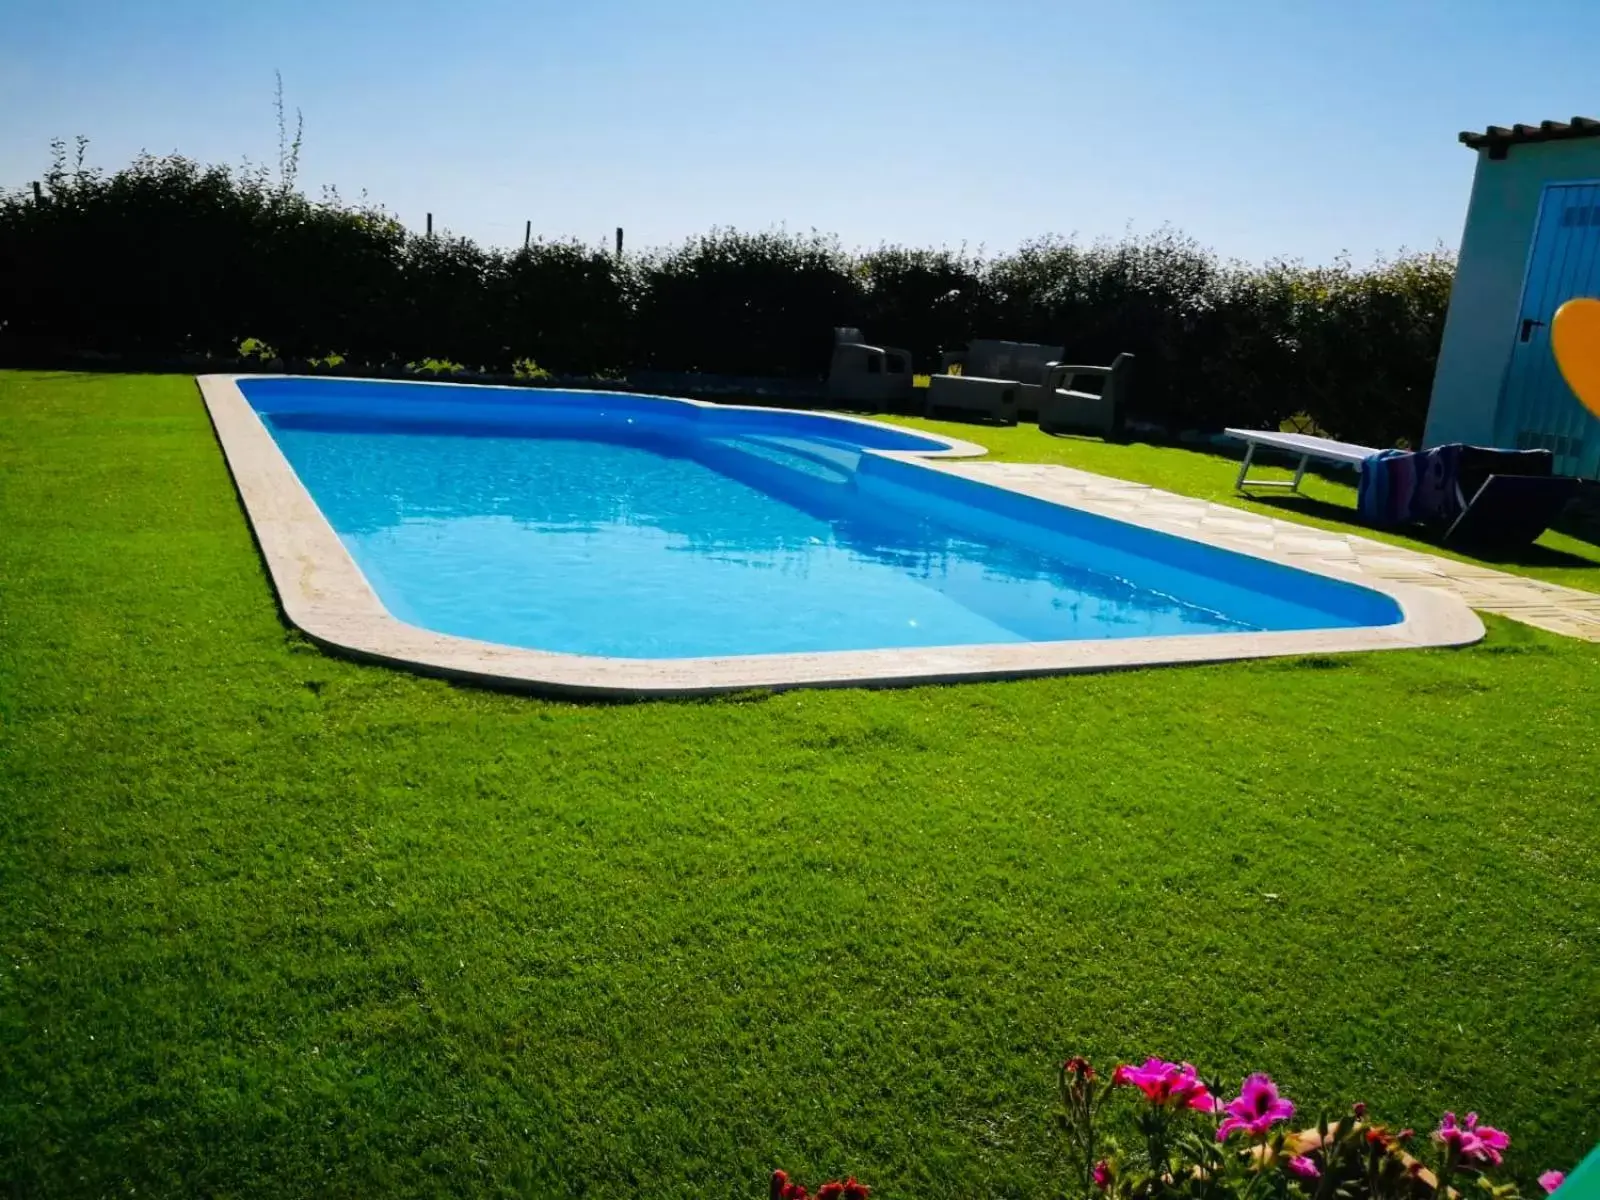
<box><xmin>1357</xmin><ymin>449</ymin><xmax>1416</xmax><ymax>528</ymax></box>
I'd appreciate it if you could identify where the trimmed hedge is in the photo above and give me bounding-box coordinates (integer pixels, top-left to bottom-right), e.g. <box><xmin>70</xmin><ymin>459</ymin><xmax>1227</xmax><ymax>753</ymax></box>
<box><xmin>0</xmin><ymin>145</ymin><xmax>1454</xmax><ymax>445</ymax></box>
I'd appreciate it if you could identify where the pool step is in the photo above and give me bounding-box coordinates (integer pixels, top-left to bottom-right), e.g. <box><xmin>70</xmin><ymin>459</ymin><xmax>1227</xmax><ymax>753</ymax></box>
<box><xmin>693</xmin><ymin>434</ymin><xmax>866</xmax><ymax>519</ymax></box>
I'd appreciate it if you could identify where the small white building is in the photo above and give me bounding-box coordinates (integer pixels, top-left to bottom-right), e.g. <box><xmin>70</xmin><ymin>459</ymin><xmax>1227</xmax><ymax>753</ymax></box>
<box><xmin>1424</xmin><ymin>117</ymin><xmax>1600</xmax><ymax>478</ymax></box>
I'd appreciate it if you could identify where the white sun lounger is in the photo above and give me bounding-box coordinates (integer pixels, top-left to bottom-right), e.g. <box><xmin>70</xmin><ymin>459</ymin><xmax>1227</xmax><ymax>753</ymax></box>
<box><xmin>1224</xmin><ymin>429</ymin><xmax>1378</xmax><ymax>494</ymax></box>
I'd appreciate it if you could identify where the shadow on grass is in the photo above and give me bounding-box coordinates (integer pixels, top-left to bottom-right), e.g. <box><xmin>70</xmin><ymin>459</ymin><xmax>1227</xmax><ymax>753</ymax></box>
<box><xmin>1247</xmin><ymin>492</ymin><xmax>1600</xmax><ymax>571</ymax></box>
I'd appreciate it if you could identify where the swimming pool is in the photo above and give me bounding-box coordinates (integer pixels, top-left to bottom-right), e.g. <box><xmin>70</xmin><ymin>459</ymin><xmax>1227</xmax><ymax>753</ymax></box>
<box><xmin>202</xmin><ymin>376</ymin><xmax>1481</xmax><ymax>695</ymax></box>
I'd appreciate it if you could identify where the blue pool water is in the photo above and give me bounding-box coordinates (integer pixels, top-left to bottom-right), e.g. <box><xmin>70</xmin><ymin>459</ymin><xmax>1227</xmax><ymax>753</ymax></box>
<box><xmin>241</xmin><ymin>379</ymin><xmax>1404</xmax><ymax>659</ymax></box>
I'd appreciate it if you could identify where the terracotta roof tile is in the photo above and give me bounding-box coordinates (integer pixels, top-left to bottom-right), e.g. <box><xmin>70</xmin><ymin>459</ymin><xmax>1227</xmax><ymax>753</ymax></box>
<box><xmin>1460</xmin><ymin>117</ymin><xmax>1600</xmax><ymax>158</ymax></box>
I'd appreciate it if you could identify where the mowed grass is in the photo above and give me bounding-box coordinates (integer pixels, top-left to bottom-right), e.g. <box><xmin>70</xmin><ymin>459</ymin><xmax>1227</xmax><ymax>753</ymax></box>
<box><xmin>1</xmin><ymin>370</ymin><xmax>1597</xmax><ymax>1198</ymax></box>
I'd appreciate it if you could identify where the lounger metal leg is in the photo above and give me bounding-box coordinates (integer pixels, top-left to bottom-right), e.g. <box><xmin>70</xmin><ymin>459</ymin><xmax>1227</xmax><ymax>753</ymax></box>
<box><xmin>1235</xmin><ymin>442</ymin><xmax>1313</xmax><ymax>494</ymax></box>
<box><xmin>1234</xmin><ymin>442</ymin><xmax>1256</xmax><ymax>491</ymax></box>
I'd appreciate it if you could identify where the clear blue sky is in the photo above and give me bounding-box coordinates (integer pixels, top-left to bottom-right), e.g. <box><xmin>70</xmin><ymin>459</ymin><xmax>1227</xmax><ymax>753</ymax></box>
<box><xmin>4</xmin><ymin>0</ymin><xmax>1598</xmax><ymax>264</ymax></box>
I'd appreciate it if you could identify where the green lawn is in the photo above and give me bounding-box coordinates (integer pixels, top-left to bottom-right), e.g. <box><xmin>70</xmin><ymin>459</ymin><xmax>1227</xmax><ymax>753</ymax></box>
<box><xmin>1</xmin><ymin>370</ymin><xmax>1596</xmax><ymax>1198</ymax></box>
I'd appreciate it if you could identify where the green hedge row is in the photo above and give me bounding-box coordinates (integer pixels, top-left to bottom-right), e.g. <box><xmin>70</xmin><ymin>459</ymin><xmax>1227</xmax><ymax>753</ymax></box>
<box><xmin>0</xmin><ymin>145</ymin><xmax>1455</xmax><ymax>445</ymax></box>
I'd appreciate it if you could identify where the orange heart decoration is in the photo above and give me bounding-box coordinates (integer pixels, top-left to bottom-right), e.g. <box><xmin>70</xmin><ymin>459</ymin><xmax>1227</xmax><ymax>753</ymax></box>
<box><xmin>1551</xmin><ymin>296</ymin><xmax>1600</xmax><ymax>420</ymax></box>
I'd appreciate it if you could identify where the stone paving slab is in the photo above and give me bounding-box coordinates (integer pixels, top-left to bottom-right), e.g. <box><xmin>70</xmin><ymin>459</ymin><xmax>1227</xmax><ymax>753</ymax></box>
<box><xmin>931</xmin><ymin>460</ymin><xmax>1600</xmax><ymax>643</ymax></box>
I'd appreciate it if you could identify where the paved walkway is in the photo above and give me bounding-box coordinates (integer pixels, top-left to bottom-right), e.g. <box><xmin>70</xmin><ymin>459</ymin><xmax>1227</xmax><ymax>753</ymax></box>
<box><xmin>933</xmin><ymin>461</ymin><xmax>1600</xmax><ymax>642</ymax></box>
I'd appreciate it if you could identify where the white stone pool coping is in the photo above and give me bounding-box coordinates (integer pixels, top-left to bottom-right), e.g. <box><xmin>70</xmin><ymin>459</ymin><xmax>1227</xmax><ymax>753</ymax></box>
<box><xmin>198</xmin><ymin>375</ymin><xmax>1484</xmax><ymax>698</ymax></box>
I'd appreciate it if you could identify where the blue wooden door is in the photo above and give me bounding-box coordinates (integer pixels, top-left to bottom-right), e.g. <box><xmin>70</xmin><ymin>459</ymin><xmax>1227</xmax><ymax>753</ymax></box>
<box><xmin>1495</xmin><ymin>181</ymin><xmax>1600</xmax><ymax>478</ymax></box>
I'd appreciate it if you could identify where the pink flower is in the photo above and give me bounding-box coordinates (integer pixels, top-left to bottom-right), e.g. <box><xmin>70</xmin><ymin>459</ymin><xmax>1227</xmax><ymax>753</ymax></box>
<box><xmin>1539</xmin><ymin>1170</ymin><xmax>1567</xmax><ymax>1195</ymax></box>
<box><xmin>1092</xmin><ymin>1160</ymin><xmax>1112</xmax><ymax>1191</ymax></box>
<box><xmin>1111</xmin><ymin>1058</ymin><xmax>1216</xmax><ymax>1111</ymax></box>
<box><xmin>1216</xmin><ymin>1074</ymin><xmax>1296</xmax><ymax>1141</ymax></box>
<box><xmin>1286</xmin><ymin>1155</ymin><xmax>1321</xmax><ymax>1181</ymax></box>
<box><xmin>816</xmin><ymin>1180</ymin><xmax>868</xmax><ymax>1200</ymax></box>
<box><xmin>1434</xmin><ymin>1112</ymin><xmax>1510</xmax><ymax>1167</ymax></box>
<box><xmin>1063</xmin><ymin>1056</ymin><xmax>1097</xmax><ymax>1081</ymax></box>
